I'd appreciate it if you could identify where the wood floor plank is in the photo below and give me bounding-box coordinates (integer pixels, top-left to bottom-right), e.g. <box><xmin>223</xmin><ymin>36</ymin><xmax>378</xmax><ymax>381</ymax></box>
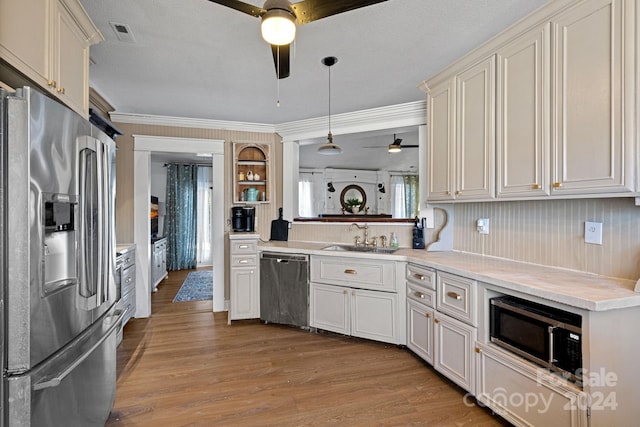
<box><xmin>106</xmin><ymin>268</ymin><xmax>510</xmax><ymax>426</ymax></box>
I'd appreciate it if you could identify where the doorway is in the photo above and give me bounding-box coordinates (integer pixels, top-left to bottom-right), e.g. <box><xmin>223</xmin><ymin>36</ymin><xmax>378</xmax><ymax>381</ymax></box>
<box><xmin>133</xmin><ymin>136</ymin><xmax>225</xmax><ymax>318</ymax></box>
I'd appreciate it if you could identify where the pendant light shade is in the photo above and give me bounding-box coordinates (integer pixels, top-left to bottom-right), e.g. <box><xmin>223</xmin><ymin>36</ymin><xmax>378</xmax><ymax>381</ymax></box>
<box><xmin>261</xmin><ymin>8</ymin><xmax>296</xmax><ymax>45</ymax></box>
<box><xmin>318</xmin><ymin>56</ymin><xmax>342</xmax><ymax>155</ymax></box>
<box><xmin>387</xmin><ymin>134</ymin><xmax>402</xmax><ymax>152</ymax></box>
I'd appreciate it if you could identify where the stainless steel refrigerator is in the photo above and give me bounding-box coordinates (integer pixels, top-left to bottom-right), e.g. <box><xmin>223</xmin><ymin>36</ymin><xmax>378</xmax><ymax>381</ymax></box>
<box><xmin>0</xmin><ymin>87</ymin><xmax>123</xmax><ymax>426</ymax></box>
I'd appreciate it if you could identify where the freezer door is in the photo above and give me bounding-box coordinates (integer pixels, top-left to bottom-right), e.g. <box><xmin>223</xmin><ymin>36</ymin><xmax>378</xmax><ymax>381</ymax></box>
<box><xmin>5</xmin><ymin>308</ymin><xmax>123</xmax><ymax>427</ymax></box>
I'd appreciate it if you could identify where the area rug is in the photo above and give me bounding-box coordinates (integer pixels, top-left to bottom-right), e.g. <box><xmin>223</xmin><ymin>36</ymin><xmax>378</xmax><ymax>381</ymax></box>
<box><xmin>173</xmin><ymin>270</ymin><xmax>213</xmax><ymax>302</ymax></box>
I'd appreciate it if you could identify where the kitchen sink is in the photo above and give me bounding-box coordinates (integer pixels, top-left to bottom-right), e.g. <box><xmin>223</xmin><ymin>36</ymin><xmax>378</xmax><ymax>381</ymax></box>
<box><xmin>322</xmin><ymin>244</ymin><xmax>398</xmax><ymax>254</ymax></box>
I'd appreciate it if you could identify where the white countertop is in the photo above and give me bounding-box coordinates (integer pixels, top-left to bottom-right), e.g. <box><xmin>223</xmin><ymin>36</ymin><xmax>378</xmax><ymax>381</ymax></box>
<box><xmin>258</xmin><ymin>240</ymin><xmax>640</xmax><ymax>312</ymax></box>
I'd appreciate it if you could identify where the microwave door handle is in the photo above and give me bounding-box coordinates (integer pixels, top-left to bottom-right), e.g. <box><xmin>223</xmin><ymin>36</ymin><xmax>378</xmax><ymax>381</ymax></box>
<box><xmin>548</xmin><ymin>326</ymin><xmax>557</xmax><ymax>364</ymax></box>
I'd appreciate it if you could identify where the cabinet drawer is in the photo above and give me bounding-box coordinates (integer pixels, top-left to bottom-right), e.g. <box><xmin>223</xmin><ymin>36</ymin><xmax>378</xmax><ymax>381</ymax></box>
<box><xmin>436</xmin><ymin>271</ymin><xmax>477</xmax><ymax>326</ymax></box>
<box><xmin>407</xmin><ymin>283</ymin><xmax>436</xmax><ymax>308</ymax></box>
<box><xmin>230</xmin><ymin>240</ymin><xmax>257</xmax><ymax>254</ymax></box>
<box><xmin>406</xmin><ymin>263</ymin><xmax>436</xmax><ymax>290</ymax></box>
<box><xmin>311</xmin><ymin>256</ymin><xmax>396</xmax><ymax>291</ymax></box>
<box><xmin>231</xmin><ymin>254</ymin><xmax>257</xmax><ymax>267</ymax></box>
<box><xmin>121</xmin><ymin>265</ymin><xmax>136</xmax><ymax>292</ymax></box>
<box><xmin>120</xmin><ymin>250</ymin><xmax>135</xmax><ymax>270</ymax></box>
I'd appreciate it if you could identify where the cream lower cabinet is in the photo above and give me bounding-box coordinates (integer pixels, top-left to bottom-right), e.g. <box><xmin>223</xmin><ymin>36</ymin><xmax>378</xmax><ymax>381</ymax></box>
<box><xmin>406</xmin><ymin>263</ymin><xmax>437</xmax><ymax>364</ymax></box>
<box><xmin>310</xmin><ymin>282</ymin><xmax>399</xmax><ymax>343</ymax></box>
<box><xmin>310</xmin><ymin>255</ymin><xmax>404</xmax><ymax>345</ymax></box>
<box><xmin>476</xmin><ymin>342</ymin><xmax>587</xmax><ymax>427</ymax></box>
<box><xmin>434</xmin><ymin>312</ymin><xmax>477</xmax><ymax>394</ymax></box>
<box><xmin>228</xmin><ymin>235</ymin><xmax>260</xmax><ymax>321</ymax></box>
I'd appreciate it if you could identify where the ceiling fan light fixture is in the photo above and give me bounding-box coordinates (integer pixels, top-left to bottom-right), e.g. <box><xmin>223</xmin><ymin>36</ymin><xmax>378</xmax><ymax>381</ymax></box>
<box><xmin>388</xmin><ymin>144</ymin><xmax>401</xmax><ymax>153</ymax></box>
<box><xmin>318</xmin><ymin>132</ymin><xmax>343</xmax><ymax>155</ymax></box>
<box><xmin>261</xmin><ymin>9</ymin><xmax>296</xmax><ymax>45</ymax></box>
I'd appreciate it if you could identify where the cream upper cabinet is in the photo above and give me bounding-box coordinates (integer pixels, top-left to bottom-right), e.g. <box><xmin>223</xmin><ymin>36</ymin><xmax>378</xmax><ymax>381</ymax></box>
<box><xmin>427</xmin><ymin>56</ymin><xmax>495</xmax><ymax>202</ymax></box>
<box><xmin>496</xmin><ymin>24</ymin><xmax>551</xmax><ymax>198</ymax></box>
<box><xmin>427</xmin><ymin>79</ymin><xmax>456</xmax><ymax>201</ymax></box>
<box><xmin>550</xmin><ymin>0</ymin><xmax>635</xmax><ymax>195</ymax></box>
<box><xmin>0</xmin><ymin>0</ymin><xmax>102</xmax><ymax>116</ymax></box>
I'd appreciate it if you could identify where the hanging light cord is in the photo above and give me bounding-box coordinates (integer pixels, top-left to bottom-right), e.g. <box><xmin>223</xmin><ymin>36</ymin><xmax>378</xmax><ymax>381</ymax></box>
<box><xmin>276</xmin><ymin>45</ymin><xmax>281</xmax><ymax>107</ymax></box>
<box><xmin>328</xmin><ymin>62</ymin><xmax>332</xmax><ymax>135</ymax></box>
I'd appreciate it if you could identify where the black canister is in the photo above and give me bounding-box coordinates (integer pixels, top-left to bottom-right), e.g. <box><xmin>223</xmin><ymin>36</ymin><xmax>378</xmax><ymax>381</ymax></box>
<box><xmin>243</xmin><ymin>207</ymin><xmax>256</xmax><ymax>232</ymax></box>
<box><xmin>231</xmin><ymin>207</ymin><xmax>245</xmax><ymax>231</ymax></box>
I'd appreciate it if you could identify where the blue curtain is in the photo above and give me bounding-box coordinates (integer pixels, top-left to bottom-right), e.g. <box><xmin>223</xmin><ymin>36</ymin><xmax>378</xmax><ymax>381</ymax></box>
<box><xmin>165</xmin><ymin>164</ymin><xmax>198</xmax><ymax>270</ymax></box>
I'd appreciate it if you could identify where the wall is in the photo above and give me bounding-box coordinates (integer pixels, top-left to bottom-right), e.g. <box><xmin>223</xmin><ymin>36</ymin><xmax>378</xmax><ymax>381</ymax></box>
<box><xmin>113</xmin><ymin>123</ymin><xmax>281</xmax><ymax>243</ymax></box>
<box><xmin>113</xmin><ymin>122</ymin><xmax>281</xmax><ymax>305</ymax></box>
<box><xmin>453</xmin><ymin>198</ymin><xmax>640</xmax><ymax>280</ymax></box>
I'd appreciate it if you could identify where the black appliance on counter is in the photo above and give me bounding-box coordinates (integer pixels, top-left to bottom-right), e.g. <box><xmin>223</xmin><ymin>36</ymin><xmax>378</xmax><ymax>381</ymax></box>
<box><xmin>231</xmin><ymin>206</ymin><xmax>256</xmax><ymax>232</ymax></box>
<box><xmin>412</xmin><ymin>216</ymin><xmax>425</xmax><ymax>249</ymax></box>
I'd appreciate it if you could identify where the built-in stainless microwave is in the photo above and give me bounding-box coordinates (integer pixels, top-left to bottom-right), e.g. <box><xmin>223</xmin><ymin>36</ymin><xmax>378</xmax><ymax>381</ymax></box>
<box><xmin>490</xmin><ymin>296</ymin><xmax>582</xmax><ymax>383</ymax></box>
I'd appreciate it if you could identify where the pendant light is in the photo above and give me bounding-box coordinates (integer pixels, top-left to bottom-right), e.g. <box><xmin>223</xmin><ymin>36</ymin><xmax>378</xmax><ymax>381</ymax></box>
<box><xmin>317</xmin><ymin>56</ymin><xmax>342</xmax><ymax>155</ymax></box>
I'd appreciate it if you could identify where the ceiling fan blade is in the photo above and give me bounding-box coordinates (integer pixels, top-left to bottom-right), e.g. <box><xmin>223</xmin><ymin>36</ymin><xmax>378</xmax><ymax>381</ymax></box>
<box><xmin>207</xmin><ymin>0</ymin><xmax>265</xmax><ymax>18</ymax></box>
<box><xmin>271</xmin><ymin>43</ymin><xmax>291</xmax><ymax>79</ymax></box>
<box><xmin>291</xmin><ymin>0</ymin><xmax>388</xmax><ymax>25</ymax></box>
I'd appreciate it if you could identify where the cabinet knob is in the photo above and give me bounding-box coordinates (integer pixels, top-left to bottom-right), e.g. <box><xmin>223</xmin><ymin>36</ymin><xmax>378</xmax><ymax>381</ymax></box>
<box><xmin>455</xmin><ymin>190</ymin><xmax>461</xmax><ymax>196</ymax></box>
<box><xmin>434</xmin><ymin>318</ymin><xmax>440</xmax><ymax>324</ymax></box>
<box><xmin>47</xmin><ymin>80</ymin><xmax>56</xmax><ymax>88</ymax></box>
<box><xmin>425</xmin><ymin>313</ymin><xmax>430</xmax><ymax>319</ymax></box>
<box><xmin>533</xmin><ymin>183</ymin><xmax>541</xmax><ymax>190</ymax></box>
<box><xmin>344</xmin><ymin>269</ymin><xmax>357</xmax><ymax>275</ymax></box>
<box><xmin>414</xmin><ymin>273</ymin><xmax>425</xmax><ymax>281</ymax></box>
<box><xmin>343</xmin><ymin>290</ymin><xmax>348</xmax><ymax>295</ymax></box>
<box><xmin>445</xmin><ymin>191</ymin><xmax>451</xmax><ymax>195</ymax></box>
<box><xmin>414</xmin><ymin>291</ymin><xmax>425</xmax><ymax>299</ymax></box>
<box><xmin>446</xmin><ymin>291</ymin><xmax>462</xmax><ymax>300</ymax></box>
<box><xmin>57</xmin><ymin>87</ymin><xmax>65</xmax><ymax>94</ymax></box>
<box><xmin>475</xmin><ymin>347</ymin><xmax>482</xmax><ymax>354</ymax></box>
<box><xmin>553</xmin><ymin>182</ymin><xmax>562</xmax><ymax>188</ymax></box>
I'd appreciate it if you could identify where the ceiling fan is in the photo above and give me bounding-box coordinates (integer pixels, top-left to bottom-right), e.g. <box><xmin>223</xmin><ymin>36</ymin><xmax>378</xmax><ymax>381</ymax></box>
<box><xmin>207</xmin><ymin>0</ymin><xmax>388</xmax><ymax>79</ymax></box>
<box><xmin>365</xmin><ymin>134</ymin><xmax>418</xmax><ymax>152</ymax></box>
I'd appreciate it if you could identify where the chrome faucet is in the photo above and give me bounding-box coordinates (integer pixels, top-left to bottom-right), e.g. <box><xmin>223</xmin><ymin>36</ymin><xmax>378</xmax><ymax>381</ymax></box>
<box><xmin>350</xmin><ymin>223</ymin><xmax>373</xmax><ymax>247</ymax></box>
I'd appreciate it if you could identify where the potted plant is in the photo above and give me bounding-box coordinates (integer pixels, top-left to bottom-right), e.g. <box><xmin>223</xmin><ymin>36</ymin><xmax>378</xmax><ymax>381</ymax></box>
<box><xmin>345</xmin><ymin>198</ymin><xmax>362</xmax><ymax>214</ymax></box>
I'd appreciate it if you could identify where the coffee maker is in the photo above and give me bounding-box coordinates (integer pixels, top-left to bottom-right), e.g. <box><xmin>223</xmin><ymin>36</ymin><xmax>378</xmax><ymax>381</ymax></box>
<box><xmin>231</xmin><ymin>206</ymin><xmax>256</xmax><ymax>232</ymax></box>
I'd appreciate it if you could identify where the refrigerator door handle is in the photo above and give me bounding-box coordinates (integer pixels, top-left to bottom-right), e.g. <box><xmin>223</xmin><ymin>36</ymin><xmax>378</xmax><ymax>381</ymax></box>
<box><xmin>77</xmin><ymin>136</ymin><xmax>101</xmax><ymax>310</ymax></box>
<box><xmin>32</xmin><ymin>309</ymin><xmax>124</xmax><ymax>391</ymax></box>
<box><xmin>101</xmin><ymin>141</ymin><xmax>111</xmax><ymax>304</ymax></box>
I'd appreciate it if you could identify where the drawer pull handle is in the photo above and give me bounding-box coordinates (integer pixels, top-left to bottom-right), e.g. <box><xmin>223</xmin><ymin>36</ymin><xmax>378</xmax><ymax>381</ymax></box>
<box><xmin>447</xmin><ymin>291</ymin><xmax>462</xmax><ymax>300</ymax></box>
<box><xmin>344</xmin><ymin>269</ymin><xmax>357</xmax><ymax>275</ymax></box>
<box><xmin>238</xmin><ymin>244</ymin><xmax>249</xmax><ymax>249</ymax></box>
<box><xmin>414</xmin><ymin>291</ymin><xmax>424</xmax><ymax>299</ymax></box>
<box><xmin>425</xmin><ymin>313</ymin><xmax>430</xmax><ymax>319</ymax></box>
<box><xmin>414</xmin><ymin>273</ymin><xmax>425</xmax><ymax>281</ymax></box>
<box><xmin>239</xmin><ymin>259</ymin><xmax>249</xmax><ymax>264</ymax></box>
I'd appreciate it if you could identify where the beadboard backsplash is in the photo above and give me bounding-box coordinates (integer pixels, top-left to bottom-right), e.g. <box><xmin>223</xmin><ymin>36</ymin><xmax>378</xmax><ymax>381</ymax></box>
<box><xmin>453</xmin><ymin>198</ymin><xmax>640</xmax><ymax>280</ymax></box>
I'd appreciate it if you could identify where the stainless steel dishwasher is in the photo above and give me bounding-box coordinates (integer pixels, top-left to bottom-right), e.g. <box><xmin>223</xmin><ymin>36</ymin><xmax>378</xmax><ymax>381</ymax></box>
<box><xmin>260</xmin><ymin>252</ymin><xmax>309</xmax><ymax>328</ymax></box>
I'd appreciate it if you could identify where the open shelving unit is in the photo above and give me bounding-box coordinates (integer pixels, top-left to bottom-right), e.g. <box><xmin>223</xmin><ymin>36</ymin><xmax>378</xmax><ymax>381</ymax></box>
<box><xmin>233</xmin><ymin>142</ymin><xmax>270</xmax><ymax>204</ymax></box>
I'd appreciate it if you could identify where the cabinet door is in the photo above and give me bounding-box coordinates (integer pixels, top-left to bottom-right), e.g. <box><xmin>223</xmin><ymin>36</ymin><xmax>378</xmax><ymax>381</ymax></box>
<box><xmin>551</xmin><ymin>0</ymin><xmax>633</xmax><ymax>194</ymax></box>
<box><xmin>53</xmin><ymin>0</ymin><xmax>89</xmax><ymax>115</ymax></box>
<box><xmin>309</xmin><ymin>282</ymin><xmax>349</xmax><ymax>335</ymax></box>
<box><xmin>455</xmin><ymin>56</ymin><xmax>495</xmax><ymax>200</ymax></box>
<box><xmin>230</xmin><ymin>267</ymin><xmax>259</xmax><ymax>320</ymax></box>
<box><xmin>434</xmin><ymin>312</ymin><xmax>477</xmax><ymax>393</ymax></box>
<box><xmin>350</xmin><ymin>288</ymin><xmax>398</xmax><ymax>344</ymax></box>
<box><xmin>407</xmin><ymin>300</ymin><xmax>434</xmax><ymax>365</ymax></box>
<box><xmin>476</xmin><ymin>344</ymin><xmax>587</xmax><ymax>427</ymax></box>
<box><xmin>0</xmin><ymin>0</ymin><xmax>49</xmax><ymax>86</ymax></box>
<box><xmin>427</xmin><ymin>79</ymin><xmax>456</xmax><ymax>201</ymax></box>
<box><xmin>496</xmin><ymin>24</ymin><xmax>550</xmax><ymax>198</ymax></box>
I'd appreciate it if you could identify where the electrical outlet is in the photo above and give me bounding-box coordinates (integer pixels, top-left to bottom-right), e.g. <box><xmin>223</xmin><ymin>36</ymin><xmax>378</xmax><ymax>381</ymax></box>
<box><xmin>585</xmin><ymin>221</ymin><xmax>603</xmax><ymax>245</ymax></box>
<box><xmin>477</xmin><ymin>218</ymin><xmax>490</xmax><ymax>235</ymax></box>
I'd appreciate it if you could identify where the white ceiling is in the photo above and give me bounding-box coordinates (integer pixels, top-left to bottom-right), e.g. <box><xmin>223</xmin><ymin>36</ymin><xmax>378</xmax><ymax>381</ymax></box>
<box><xmin>80</xmin><ymin>0</ymin><xmax>547</xmax><ymax>126</ymax></box>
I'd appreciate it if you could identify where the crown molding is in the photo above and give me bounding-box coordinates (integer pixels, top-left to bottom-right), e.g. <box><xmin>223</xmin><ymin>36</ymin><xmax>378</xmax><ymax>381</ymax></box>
<box><xmin>109</xmin><ymin>100</ymin><xmax>426</xmax><ymax>139</ymax></box>
<box><xmin>275</xmin><ymin>100</ymin><xmax>427</xmax><ymax>141</ymax></box>
<box><xmin>109</xmin><ymin>112</ymin><xmax>277</xmax><ymax>134</ymax></box>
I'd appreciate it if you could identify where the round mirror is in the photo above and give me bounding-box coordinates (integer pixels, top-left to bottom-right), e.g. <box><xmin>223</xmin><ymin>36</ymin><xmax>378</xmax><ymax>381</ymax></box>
<box><xmin>340</xmin><ymin>184</ymin><xmax>367</xmax><ymax>213</ymax></box>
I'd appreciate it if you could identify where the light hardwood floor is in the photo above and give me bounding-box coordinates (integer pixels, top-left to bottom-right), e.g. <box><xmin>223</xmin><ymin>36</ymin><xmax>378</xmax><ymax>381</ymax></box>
<box><xmin>106</xmin><ymin>268</ymin><xmax>510</xmax><ymax>426</ymax></box>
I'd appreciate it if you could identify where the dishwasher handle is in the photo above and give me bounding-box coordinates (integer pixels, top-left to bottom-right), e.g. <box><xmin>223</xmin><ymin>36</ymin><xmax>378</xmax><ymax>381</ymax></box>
<box><xmin>260</xmin><ymin>252</ymin><xmax>308</xmax><ymax>263</ymax></box>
